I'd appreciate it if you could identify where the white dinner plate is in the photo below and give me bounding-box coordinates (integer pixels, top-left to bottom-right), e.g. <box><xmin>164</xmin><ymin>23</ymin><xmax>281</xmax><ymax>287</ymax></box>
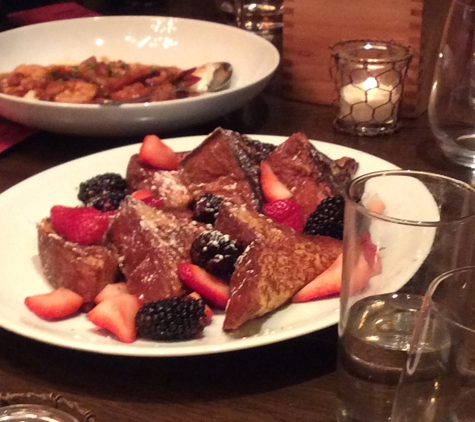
<box><xmin>0</xmin><ymin>134</ymin><xmax>400</xmax><ymax>356</ymax></box>
<box><xmin>0</xmin><ymin>16</ymin><xmax>279</xmax><ymax>136</ymax></box>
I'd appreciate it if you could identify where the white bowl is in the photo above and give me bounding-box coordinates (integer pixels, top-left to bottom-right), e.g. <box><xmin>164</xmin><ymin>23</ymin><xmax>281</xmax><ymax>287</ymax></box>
<box><xmin>0</xmin><ymin>16</ymin><xmax>280</xmax><ymax>137</ymax></box>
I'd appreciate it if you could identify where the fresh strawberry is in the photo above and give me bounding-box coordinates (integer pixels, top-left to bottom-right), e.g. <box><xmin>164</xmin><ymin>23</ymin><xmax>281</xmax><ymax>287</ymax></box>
<box><xmin>260</xmin><ymin>161</ymin><xmax>292</xmax><ymax>202</ymax></box>
<box><xmin>342</xmin><ymin>233</ymin><xmax>382</xmax><ymax>295</ymax></box>
<box><xmin>131</xmin><ymin>189</ymin><xmax>152</xmax><ymax>200</ymax></box>
<box><xmin>188</xmin><ymin>291</ymin><xmax>214</xmax><ymax>325</ymax></box>
<box><xmin>293</xmin><ymin>233</ymin><xmax>383</xmax><ymax>302</ymax></box>
<box><xmin>292</xmin><ymin>254</ymin><xmax>343</xmax><ymax>302</ymax></box>
<box><xmin>130</xmin><ymin>189</ymin><xmax>163</xmax><ymax>209</ymax></box>
<box><xmin>25</xmin><ymin>287</ymin><xmax>84</xmax><ymax>320</ymax></box>
<box><xmin>141</xmin><ymin>195</ymin><xmax>164</xmax><ymax>209</ymax></box>
<box><xmin>177</xmin><ymin>263</ymin><xmax>229</xmax><ymax>309</ymax></box>
<box><xmin>95</xmin><ymin>282</ymin><xmax>130</xmax><ymax>304</ymax></box>
<box><xmin>139</xmin><ymin>134</ymin><xmax>180</xmax><ymax>170</ymax></box>
<box><xmin>262</xmin><ymin>198</ymin><xmax>304</xmax><ymax>232</ymax></box>
<box><xmin>50</xmin><ymin>205</ymin><xmax>109</xmax><ymax>246</ymax></box>
<box><xmin>87</xmin><ymin>293</ymin><xmax>141</xmax><ymax>343</ymax></box>
<box><xmin>366</xmin><ymin>196</ymin><xmax>386</xmax><ymax>214</ymax></box>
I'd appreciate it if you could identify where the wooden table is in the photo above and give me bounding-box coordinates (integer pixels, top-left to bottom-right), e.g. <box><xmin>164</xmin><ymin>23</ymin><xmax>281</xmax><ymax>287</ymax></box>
<box><xmin>0</xmin><ymin>1</ymin><xmax>473</xmax><ymax>421</ymax></box>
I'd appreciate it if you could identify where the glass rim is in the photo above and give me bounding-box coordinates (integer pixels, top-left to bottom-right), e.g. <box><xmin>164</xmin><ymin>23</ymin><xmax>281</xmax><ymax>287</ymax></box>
<box><xmin>330</xmin><ymin>39</ymin><xmax>413</xmax><ymax>64</ymax></box>
<box><xmin>0</xmin><ymin>404</ymin><xmax>80</xmax><ymax>422</ymax></box>
<box><xmin>426</xmin><ymin>266</ymin><xmax>475</xmax><ymax>334</ymax></box>
<box><xmin>344</xmin><ymin>169</ymin><xmax>475</xmax><ymax>227</ymax></box>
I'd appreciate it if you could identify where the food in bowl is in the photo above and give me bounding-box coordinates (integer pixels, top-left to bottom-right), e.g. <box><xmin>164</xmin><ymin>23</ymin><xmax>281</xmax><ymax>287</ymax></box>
<box><xmin>0</xmin><ymin>16</ymin><xmax>280</xmax><ymax>135</ymax></box>
<box><xmin>0</xmin><ymin>56</ymin><xmax>226</xmax><ymax>104</ymax></box>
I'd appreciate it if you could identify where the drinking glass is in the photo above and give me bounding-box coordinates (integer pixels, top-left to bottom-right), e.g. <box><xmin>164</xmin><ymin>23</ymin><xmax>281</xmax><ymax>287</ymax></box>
<box><xmin>392</xmin><ymin>266</ymin><xmax>475</xmax><ymax>422</ymax></box>
<box><xmin>336</xmin><ymin>170</ymin><xmax>475</xmax><ymax>422</ymax></box>
<box><xmin>215</xmin><ymin>0</ymin><xmax>283</xmax><ymax>36</ymax></box>
<box><xmin>429</xmin><ymin>0</ymin><xmax>475</xmax><ymax>168</ymax></box>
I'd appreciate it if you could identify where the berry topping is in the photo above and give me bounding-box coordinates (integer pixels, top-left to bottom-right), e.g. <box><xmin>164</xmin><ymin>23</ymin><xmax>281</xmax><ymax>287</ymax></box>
<box><xmin>50</xmin><ymin>205</ymin><xmax>110</xmax><ymax>246</ymax></box>
<box><xmin>131</xmin><ymin>189</ymin><xmax>153</xmax><ymax>200</ymax></box>
<box><xmin>139</xmin><ymin>134</ymin><xmax>180</xmax><ymax>170</ymax></box>
<box><xmin>87</xmin><ymin>191</ymin><xmax>126</xmax><ymax>212</ymax></box>
<box><xmin>262</xmin><ymin>198</ymin><xmax>304</xmax><ymax>232</ymax></box>
<box><xmin>130</xmin><ymin>189</ymin><xmax>163</xmax><ymax>209</ymax></box>
<box><xmin>177</xmin><ymin>263</ymin><xmax>230</xmax><ymax>309</ymax></box>
<box><xmin>141</xmin><ymin>195</ymin><xmax>164</xmax><ymax>209</ymax></box>
<box><xmin>292</xmin><ymin>254</ymin><xmax>343</xmax><ymax>302</ymax></box>
<box><xmin>87</xmin><ymin>293</ymin><xmax>141</xmax><ymax>343</ymax></box>
<box><xmin>188</xmin><ymin>292</ymin><xmax>214</xmax><ymax>325</ymax></box>
<box><xmin>189</xmin><ymin>230</ymin><xmax>243</xmax><ymax>280</ymax></box>
<box><xmin>78</xmin><ymin>173</ymin><xmax>128</xmax><ymax>211</ymax></box>
<box><xmin>135</xmin><ymin>296</ymin><xmax>208</xmax><ymax>341</ymax></box>
<box><xmin>25</xmin><ymin>287</ymin><xmax>84</xmax><ymax>320</ymax></box>
<box><xmin>260</xmin><ymin>161</ymin><xmax>292</xmax><ymax>202</ymax></box>
<box><xmin>191</xmin><ymin>193</ymin><xmax>223</xmax><ymax>224</ymax></box>
<box><xmin>95</xmin><ymin>282</ymin><xmax>130</xmax><ymax>304</ymax></box>
<box><xmin>304</xmin><ymin>194</ymin><xmax>345</xmax><ymax>240</ymax></box>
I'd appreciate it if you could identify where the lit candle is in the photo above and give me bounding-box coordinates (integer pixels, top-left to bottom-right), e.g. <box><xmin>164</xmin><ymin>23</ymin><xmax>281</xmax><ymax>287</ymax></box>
<box><xmin>339</xmin><ymin>77</ymin><xmax>400</xmax><ymax>123</ymax></box>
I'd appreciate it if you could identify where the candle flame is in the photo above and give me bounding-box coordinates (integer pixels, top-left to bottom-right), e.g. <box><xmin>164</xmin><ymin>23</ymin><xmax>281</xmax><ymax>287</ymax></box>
<box><xmin>363</xmin><ymin>77</ymin><xmax>378</xmax><ymax>90</ymax></box>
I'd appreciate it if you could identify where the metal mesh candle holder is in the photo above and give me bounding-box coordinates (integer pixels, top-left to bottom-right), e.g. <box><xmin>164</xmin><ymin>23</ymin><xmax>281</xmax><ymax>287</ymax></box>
<box><xmin>330</xmin><ymin>40</ymin><xmax>412</xmax><ymax>137</ymax></box>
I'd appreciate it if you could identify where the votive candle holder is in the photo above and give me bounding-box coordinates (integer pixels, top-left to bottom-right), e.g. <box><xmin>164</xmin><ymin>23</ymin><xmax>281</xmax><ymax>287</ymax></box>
<box><xmin>330</xmin><ymin>39</ymin><xmax>412</xmax><ymax>137</ymax></box>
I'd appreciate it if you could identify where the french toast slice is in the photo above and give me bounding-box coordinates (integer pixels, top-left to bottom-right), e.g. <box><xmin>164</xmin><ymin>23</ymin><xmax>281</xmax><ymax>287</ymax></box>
<box><xmin>180</xmin><ymin>127</ymin><xmax>273</xmax><ymax>210</ymax></box>
<box><xmin>37</xmin><ymin>218</ymin><xmax>119</xmax><ymax>305</ymax></box>
<box><xmin>126</xmin><ymin>153</ymin><xmax>193</xmax><ymax>208</ymax></box>
<box><xmin>109</xmin><ymin>197</ymin><xmax>206</xmax><ymax>303</ymax></box>
<box><xmin>268</xmin><ymin>132</ymin><xmax>358</xmax><ymax>220</ymax></box>
<box><xmin>215</xmin><ymin>202</ymin><xmax>342</xmax><ymax>330</ymax></box>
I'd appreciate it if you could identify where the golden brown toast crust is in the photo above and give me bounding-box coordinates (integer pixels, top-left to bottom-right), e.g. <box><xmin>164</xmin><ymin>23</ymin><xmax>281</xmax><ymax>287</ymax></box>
<box><xmin>180</xmin><ymin>128</ymin><xmax>262</xmax><ymax>210</ymax></box>
<box><xmin>37</xmin><ymin>219</ymin><xmax>119</xmax><ymax>304</ymax></box>
<box><xmin>110</xmin><ymin>197</ymin><xmax>206</xmax><ymax>303</ymax></box>
<box><xmin>216</xmin><ymin>202</ymin><xmax>343</xmax><ymax>330</ymax></box>
<box><xmin>126</xmin><ymin>153</ymin><xmax>193</xmax><ymax>208</ymax></box>
<box><xmin>268</xmin><ymin>132</ymin><xmax>357</xmax><ymax>220</ymax></box>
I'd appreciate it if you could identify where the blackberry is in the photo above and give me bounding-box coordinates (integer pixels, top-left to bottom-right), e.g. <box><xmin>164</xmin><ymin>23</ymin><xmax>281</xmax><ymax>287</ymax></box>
<box><xmin>304</xmin><ymin>194</ymin><xmax>345</xmax><ymax>240</ymax></box>
<box><xmin>190</xmin><ymin>230</ymin><xmax>243</xmax><ymax>280</ymax></box>
<box><xmin>135</xmin><ymin>296</ymin><xmax>206</xmax><ymax>341</ymax></box>
<box><xmin>191</xmin><ymin>193</ymin><xmax>223</xmax><ymax>224</ymax></box>
<box><xmin>88</xmin><ymin>190</ymin><xmax>127</xmax><ymax>212</ymax></box>
<box><xmin>78</xmin><ymin>173</ymin><xmax>128</xmax><ymax>211</ymax></box>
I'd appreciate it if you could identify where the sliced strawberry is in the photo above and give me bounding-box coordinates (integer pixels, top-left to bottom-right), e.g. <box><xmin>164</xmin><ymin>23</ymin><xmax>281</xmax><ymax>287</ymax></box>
<box><xmin>177</xmin><ymin>263</ymin><xmax>229</xmax><ymax>309</ymax></box>
<box><xmin>130</xmin><ymin>189</ymin><xmax>163</xmax><ymax>209</ymax></box>
<box><xmin>95</xmin><ymin>282</ymin><xmax>130</xmax><ymax>304</ymax></box>
<box><xmin>260</xmin><ymin>161</ymin><xmax>292</xmax><ymax>202</ymax></box>
<box><xmin>25</xmin><ymin>287</ymin><xmax>84</xmax><ymax>320</ymax></box>
<box><xmin>188</xmin><ymin>291</ymin><xmax>214</xmax><ymax>325</ymax></box>
<box><xmin>139</xmin><ymin>134</ymin><xmax>179</xmax><ymax>170</ymax></box>
<box><xmin>141</xmin><ymin>195</ymin><xmax>164</xmax><ymax>209</ymax></box>
<box><xmin>292</xmin><ymin>233</ymin><xmax>383</xmax><ymax>303</ymax></box>
<box><xmin>292</xmin><ymin>254</ymin><xmax>343</xmax><ymax>302</ymax></box>
<box><xmin>262</xmin><ymin>198</ymin><xmax>304</xmax><ymax>232</ymax></box>
<box><xmin>50</xmin><ymin>205</ymin><xmax>109</xmax><ymax>246</ymax></box>
<box><xmin>358</xmin><ymin>232</ymin><xmax>382</xmax><ymax>280</ymax></box>
<box><xmin>131</xmin><ymin>189</ymin><xmax>152</xmax><ymax>200</ymax></box>
<box><xmin>87</xmin><ymin>293</ymin><xmax>141</xmax><ymax>343</ymax></box>
<box><xmin>350</xmin><ymin>233</ymin><xmax>382</xmax><ymax>292</ymax></box>
<box><xmin>366</xmin><ymin>197</ymin><xmax>386</xmax><ymax>214</ymax></box>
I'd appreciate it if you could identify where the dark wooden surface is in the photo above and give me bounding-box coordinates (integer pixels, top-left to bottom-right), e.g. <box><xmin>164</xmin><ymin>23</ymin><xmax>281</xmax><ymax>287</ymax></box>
<box><xmin>0</xmin><ymin>1</ymin><xmax>469</xmax><ymax>421</ymax></box>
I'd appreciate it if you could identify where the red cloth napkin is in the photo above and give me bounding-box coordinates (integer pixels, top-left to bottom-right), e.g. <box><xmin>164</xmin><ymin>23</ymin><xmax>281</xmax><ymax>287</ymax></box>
<box><xmin>0</xmin><ymin>2</ymin><xmax>100</xmax><ymax>153</ymax></box>
<box><xmin>8</xmin><ymin>2</ymin><xmax>100</xmax><ymax>26</ymax></box>
<box><xmin>0</xmin><ymin>121</ymin><xmax>39</xmax><ymax>152</ymax></box>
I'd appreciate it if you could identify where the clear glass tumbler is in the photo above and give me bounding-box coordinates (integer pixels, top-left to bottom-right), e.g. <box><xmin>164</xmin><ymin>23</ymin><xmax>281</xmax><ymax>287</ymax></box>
<box><xmin>392</xmin><ymin>266</ymin><xmax>475</xmax><ymax>422</ymax></box>
<box><xmin>215</xmin><ymin>0</ymin><xmax>283</xmax><ymax>36</ymax></box>
<box><xmin>429</xmin><ymin>0</ymin><xmax>475</xmax><ymax>168</ymax></box>
<box><xmin>336</xmin><ymin>170</ymin><xmax>475</xmax><ymax>422</ymax></box>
